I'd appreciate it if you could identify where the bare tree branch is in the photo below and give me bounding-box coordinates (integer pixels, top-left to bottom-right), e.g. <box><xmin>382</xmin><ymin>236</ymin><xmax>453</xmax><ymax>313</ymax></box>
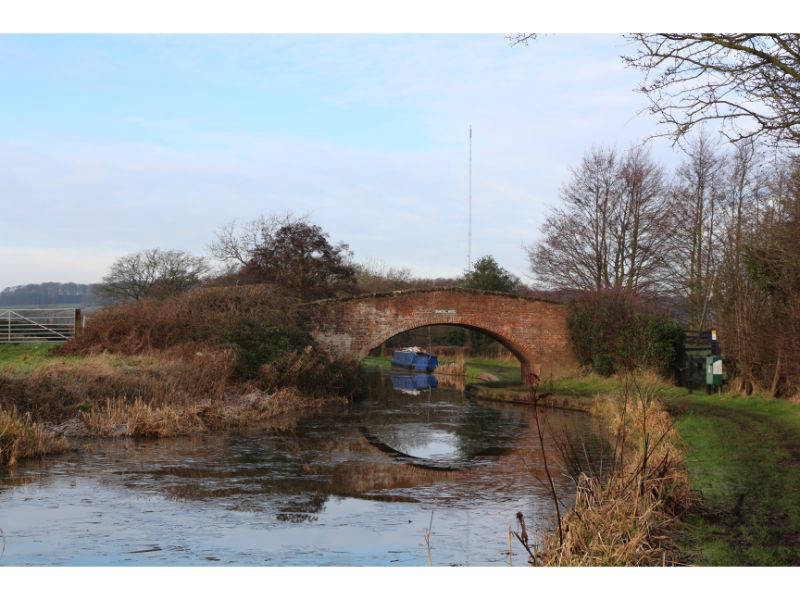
<box><xmin>623</xmin><ymin>34</ymin><xmax>800</xmax><ymax>147</ymax></box>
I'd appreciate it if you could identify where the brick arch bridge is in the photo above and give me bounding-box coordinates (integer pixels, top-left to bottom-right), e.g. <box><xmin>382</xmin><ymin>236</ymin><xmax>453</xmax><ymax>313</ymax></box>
<box><xmin>305</xmin><ymin>288</ymin><xmax>575</xmax><ymax>385</ymax></box>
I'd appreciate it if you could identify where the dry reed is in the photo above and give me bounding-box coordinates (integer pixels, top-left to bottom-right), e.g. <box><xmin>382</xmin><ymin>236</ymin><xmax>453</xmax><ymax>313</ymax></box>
<box><xmin>0</xmin><ymin>347</ymin><xmax>233</xmax><ymax>423</ymax></box>
<box><xmin>80</xmin><ymin>387</ymin><xmax>348</xmax><ymax>439</ymax></box>
<box><xmin>0</xmin><ymin>406</ymin><xmax>69</xmax><ymax>468</ymax></box>
<box><xmin>532</xmin><ymin>373</ymin><xmax>693</xmax><ymax>566</ymax></box>
<box><xmin>436</xmin><ymin>356</ymin><xmax>466</xmax><ymax>377</ymax></box>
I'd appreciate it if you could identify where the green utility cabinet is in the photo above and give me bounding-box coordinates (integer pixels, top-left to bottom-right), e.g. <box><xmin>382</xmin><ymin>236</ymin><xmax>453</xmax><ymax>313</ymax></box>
<box><xmin>705</xmin><ymin>355</ymin><xmax>725</xmax><ymax>392</ymax></box>
<box><xmin>683</xmin><ymin>329</ymin><xmax>722</xmax><ymax>394</ymax></box>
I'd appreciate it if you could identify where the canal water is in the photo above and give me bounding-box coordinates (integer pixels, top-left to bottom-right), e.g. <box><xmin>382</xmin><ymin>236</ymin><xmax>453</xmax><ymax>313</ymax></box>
<box><xmin>0</xmin><ymin>368</ymin><xmax>602</xmax><ymax>566</ymax></box>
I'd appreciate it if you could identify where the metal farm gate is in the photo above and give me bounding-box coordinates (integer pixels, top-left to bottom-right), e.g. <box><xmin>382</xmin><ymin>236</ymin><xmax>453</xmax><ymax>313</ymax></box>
<box><xmin>0</xmin><ymin>308</ymin><xmax>80</xmax><ymax>343</ymax></box>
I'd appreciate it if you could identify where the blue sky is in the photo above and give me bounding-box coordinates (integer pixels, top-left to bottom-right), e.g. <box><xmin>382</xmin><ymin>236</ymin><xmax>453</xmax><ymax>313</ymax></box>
<box><xmin>0</xmin><ymin>34</ymin><xmax>677</xmax><ymax>289</ymax></box>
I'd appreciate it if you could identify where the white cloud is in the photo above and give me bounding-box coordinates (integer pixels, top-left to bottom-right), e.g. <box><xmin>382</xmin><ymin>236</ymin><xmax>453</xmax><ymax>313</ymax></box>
<box><xmin>0</xmin><ymin>35</ymin><xmax>681</xmax><ymax>289</ymax></box>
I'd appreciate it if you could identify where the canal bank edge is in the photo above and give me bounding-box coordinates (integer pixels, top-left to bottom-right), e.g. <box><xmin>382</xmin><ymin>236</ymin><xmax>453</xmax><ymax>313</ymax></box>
<box><xmin>466</xmin><ymin>383</ymin><xmax>594</xmax><ymax>412</ymax></box>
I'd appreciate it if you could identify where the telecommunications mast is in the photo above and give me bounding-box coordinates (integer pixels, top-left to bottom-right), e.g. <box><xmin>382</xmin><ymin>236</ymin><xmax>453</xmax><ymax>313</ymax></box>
<box><xmin>467</xmin><ymin>125</ymin><xmax>472</xmax><ymax>270</ymax></box>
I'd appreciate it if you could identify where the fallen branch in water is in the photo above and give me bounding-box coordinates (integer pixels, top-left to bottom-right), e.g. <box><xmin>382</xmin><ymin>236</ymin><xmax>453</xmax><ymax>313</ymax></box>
<box><xmin>513</xmin><ymin>512</ymin><xmax>537</xmax><ymax>565</ymax></box>
<box><xmin>423</xmin><ymin>510</ymin><xmax>434</xmax><ymax>566</ymax></box>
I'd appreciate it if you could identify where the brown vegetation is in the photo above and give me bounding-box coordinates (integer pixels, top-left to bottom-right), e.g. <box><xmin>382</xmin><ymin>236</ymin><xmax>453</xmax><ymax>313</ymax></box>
<box><xmin>62</xmin><ymin>283</ymin><xmax>292</xmax><ymax>355</ymax></box>
<box><xmin>1</xmin><ymin>349</ymin><xmax>232</xmax><ymax>423</ymax></box>
<box><xmin>0</xmin><ymin>406</ymin><xmax>69</xmax><ymax>468</ymax></box>
<box><xmin>0</xmin><ymin>283</ymin><xmax>363</xmax><ymax>455</ymax></box>
<box><xmin>435</xmin><ymin>356</ymin><xmax>466</xmax><ymax>377</ymax></box>
<box><xmin>532</xmin><ymin>375</ymin><xmax>693</xmax><ymax>566</ymax></box>
<box><xmin>81</xmin><ymin>387</ymin><xmax>347</xmax><ymax>438</ymax></box>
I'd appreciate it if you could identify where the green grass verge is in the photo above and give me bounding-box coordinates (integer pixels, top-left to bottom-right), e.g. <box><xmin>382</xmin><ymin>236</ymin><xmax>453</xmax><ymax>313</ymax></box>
<box><xmin>360</xmin><ymin>356</ymin><xmax>392</xmax><ymax>369</ymax></box>
<box><xmin>463</xmin><ymin>357</ymin><xmax>521</xmax><ymax>384</ymax></box>
<box><xmin>0</xmin><ymin>343</ymin><xmax>64</xmax><ymax>371</ymax></box>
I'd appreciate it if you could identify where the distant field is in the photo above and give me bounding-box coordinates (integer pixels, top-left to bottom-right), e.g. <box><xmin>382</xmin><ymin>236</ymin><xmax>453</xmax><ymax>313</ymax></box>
<box><xmin>0</xmin><ymin>304</ymin><xmax>81</xmax><ymax>309</ymax></box>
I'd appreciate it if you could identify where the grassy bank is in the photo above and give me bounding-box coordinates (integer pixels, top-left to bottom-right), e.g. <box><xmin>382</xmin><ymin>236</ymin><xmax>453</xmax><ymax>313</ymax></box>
<box><xmin>520</xmin><ymin>370</ymin><xmax>800</xmax><ymax>566</ymax></box>
<box><xmin>0</xmin><ymin>343</ymin><xmax>65</xmax><ymax>371</ymax></box>
<box><xmin>1</xmin><ymin>344</ymin><xmax>350</xmax><ymax>447</ymax></box>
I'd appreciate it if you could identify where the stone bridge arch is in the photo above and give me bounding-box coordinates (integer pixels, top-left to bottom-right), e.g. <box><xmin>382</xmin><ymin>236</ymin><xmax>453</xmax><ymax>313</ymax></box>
<box><xmin>305</xmin><ymin>288</ymin><xmax>575</xmax><ymax>385</ymax></box>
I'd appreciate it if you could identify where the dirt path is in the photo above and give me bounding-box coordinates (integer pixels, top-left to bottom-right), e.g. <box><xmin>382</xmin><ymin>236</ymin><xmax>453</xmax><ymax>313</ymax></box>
<box><xmin>666</xmin><ymin>394</ymin><xmax>800</xmax><ymax>565</ymax></box>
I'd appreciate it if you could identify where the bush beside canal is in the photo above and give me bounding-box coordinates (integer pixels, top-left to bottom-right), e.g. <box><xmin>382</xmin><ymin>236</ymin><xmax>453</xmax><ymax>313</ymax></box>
<box><xmin>567</xmin><ymin>290</ymin><xmax>684</xmax><ymax>379</ymax></box>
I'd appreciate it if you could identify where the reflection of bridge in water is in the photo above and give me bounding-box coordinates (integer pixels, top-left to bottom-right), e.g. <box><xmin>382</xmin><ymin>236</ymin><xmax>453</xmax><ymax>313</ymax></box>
<box><xmin>127</xmin><ymin>370</ymin><xmax>606</xmax><ymax>523</ymax></box>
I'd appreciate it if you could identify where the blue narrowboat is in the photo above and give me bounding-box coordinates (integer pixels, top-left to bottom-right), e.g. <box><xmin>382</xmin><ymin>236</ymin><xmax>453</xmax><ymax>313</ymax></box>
<box><xmin>391</xmin><ymin>347</ymin><xmax>438</xmax><ymax>372</ymax></box>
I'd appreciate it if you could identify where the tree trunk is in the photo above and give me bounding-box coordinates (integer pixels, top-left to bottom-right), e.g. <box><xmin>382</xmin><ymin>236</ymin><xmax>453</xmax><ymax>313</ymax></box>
<box><xmin>770</xmin><ymin>346</ymin><xmax>783</xmax><ymax>397</ymax></box>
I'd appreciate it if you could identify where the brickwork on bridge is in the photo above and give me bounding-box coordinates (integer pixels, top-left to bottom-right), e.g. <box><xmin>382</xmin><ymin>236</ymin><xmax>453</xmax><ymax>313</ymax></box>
<box><xmin>306</xmin><ymin>288</ymin><xmax>575</xmax><ymax>385</ymax></box>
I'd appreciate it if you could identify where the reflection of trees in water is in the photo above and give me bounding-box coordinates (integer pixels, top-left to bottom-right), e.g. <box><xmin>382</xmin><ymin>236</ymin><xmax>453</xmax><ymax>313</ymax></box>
<box><xmin>142</xmin><ymin>419</ymin><xmax>597</xmax><ymax>521</ymax></box>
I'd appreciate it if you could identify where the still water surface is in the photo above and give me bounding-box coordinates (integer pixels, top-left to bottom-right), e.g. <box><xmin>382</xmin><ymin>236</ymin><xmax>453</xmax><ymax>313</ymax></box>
<box><xmin>0</xmin><ymin>369</ymin><xmax>601</xmax><ymax>566</ymax></box>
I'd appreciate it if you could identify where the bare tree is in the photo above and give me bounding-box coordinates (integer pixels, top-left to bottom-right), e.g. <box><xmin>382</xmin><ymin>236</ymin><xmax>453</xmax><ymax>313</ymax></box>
<box><xmin>667</xmin><ymin>131</ymin><xmax>725</xmax><ymax>329</ymax></box>
<box><xmin>213</xmin><ymin>213</ymin><xmax>357</xmax><ymax>301</ymax></box>
<box><xmin>617</xmin><ymin>146</ymin><xmax>673</xmax><ymax>289</ymax></box>
<box><xmin>623</xmin><ymin>34</ymin><xmax>800</xmax><ymax>146</ymax></box>
<box><xmin>714</xmin><ymin>155</ymin><xmax>800</xmax><ymax>396</ymax></box>
<box><xmin>100</xmin><ymin>248</ymin><xmax>210</xmax><ymax>302</ymax></box>
<box><xmin>529</xmin><ymin>146</ymin><xmax>620</xmax><ymax>290</ymax></box>
<box><xmin>209</xmin><ymin>212</ymin><xmax>302</xmax><ymax>270</ymax></box>
<box><xmin>715</xmin><ymin>140</ymin><xmax>767</xmax><ymax>391</ymax></box>
<box><xmin>355</xmin><ymin>259</ymin><xmax>413</xmax><ymax>294</ymax></box>
<box><xmin>528</xmin><ymin>144</ymin><xmax>672</xmax><ymax>292</ymax></box>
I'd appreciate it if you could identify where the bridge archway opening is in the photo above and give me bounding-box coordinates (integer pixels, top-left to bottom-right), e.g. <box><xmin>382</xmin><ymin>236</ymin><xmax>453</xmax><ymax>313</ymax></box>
<box><xmin>366</xmin><ymin>323</ymin><xmax>531</xmax><ymax>384</ymax></box>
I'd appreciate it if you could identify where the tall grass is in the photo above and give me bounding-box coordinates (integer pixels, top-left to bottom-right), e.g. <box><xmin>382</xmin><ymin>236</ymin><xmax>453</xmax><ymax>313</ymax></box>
<box><xmin>531</xmin><ymin>373</ymin><xmax>693</xmax><ymax>566</ymax></box>
<box><xmin>436</xmin><ymin>356</ymin><xmax>466</xmax><ymax>376</ymax></box>
<box><xmin>0</xmin><ymin>406</ymin><xmax>69</xmax><ymax>468</ymax></box>
<box><xmin>0</xmin><ymin>348</ymin><xmax>233</xmax><ymax>423</ymax></box>
<box><xmin>81</xmin><ymin>387</ymin><xmax>348</xmax><ymax>438</ymax></box>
